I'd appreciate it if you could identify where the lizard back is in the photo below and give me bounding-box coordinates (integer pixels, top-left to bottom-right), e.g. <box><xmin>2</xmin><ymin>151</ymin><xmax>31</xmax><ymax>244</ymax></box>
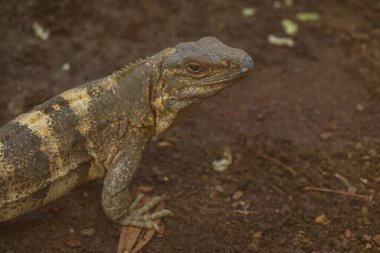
<box><xmin>0</xmin><ymin>81</ymin><xmax>112</xmax><ymax>221</ymax></box>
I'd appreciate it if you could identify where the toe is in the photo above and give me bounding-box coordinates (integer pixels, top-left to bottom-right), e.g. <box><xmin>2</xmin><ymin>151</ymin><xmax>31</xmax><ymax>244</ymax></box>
<box><xmin>146</xmin><ymin>209</ymin><xmax>174</xmax><ymax>220</ymax></box>
<box><xmin>135</xmin><ymin>196</ymin><xmax>164</xmax><ymax>214</ymax></box>
<box><xmin>129</xmin><ymin>193</ymin><xmax>146</xmax><ymax>210</ymax></box>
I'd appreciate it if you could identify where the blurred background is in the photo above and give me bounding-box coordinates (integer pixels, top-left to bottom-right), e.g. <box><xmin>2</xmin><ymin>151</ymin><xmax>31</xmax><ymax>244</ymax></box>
<box><xmin>0</xmin><ymin>0</ymin><xmax>379</xmax><ymax>252</ymax></box>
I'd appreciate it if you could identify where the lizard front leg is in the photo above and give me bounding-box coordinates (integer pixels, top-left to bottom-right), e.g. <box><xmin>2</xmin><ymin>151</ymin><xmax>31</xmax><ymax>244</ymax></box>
<box><xmin>101</xmin><ymin>137</ymin><xmax>172</xmax><ymax>230</ymax></box>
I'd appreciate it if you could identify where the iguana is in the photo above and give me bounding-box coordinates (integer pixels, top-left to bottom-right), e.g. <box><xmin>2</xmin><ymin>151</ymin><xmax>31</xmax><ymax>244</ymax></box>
<box><xmin>0</xmin><ymin>37</ymin><xmax>253</xmax><ymax>229</ymax></box>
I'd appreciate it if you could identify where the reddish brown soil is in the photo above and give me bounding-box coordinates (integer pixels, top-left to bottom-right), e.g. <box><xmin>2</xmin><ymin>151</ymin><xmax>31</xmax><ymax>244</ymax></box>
<box><xmin>0</xmin><ymin>1</ymin><xmax>379</xmax><ymax>252</ymax></box>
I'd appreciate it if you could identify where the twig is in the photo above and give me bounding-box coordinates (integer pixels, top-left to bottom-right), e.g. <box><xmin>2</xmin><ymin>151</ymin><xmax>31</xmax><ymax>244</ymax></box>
<box><xmin>117</xmin><ymin>227</ymin><xmax>142</xmax><ymax>253</ymax></box>
<box><xmin>131</xmin><ymin>203</ymin><xmax>164</xmax><ymax>253</ymax></box>
<box><xmin>116</xmin><ymin>197</ymin><xmax>164</xmax><ymax>253</ymax></box>
<box><xmin>304</xmin><ymin>186</ymin><xmax>371</xmax><ymax>202</ymax></box>
<box><xmin>258</xmin><ymin>153</ymin><xmax>297</xmax><ymax>176</ymax></box>
<box><xmin>334</xmin><ymin>173</ymin><xmax>352</xmax><ymax>188</ymax></box>
<box><xmin>334</xmin><ymin>173</ymin><xmax>358</xmax><ymax>193</ymax></box>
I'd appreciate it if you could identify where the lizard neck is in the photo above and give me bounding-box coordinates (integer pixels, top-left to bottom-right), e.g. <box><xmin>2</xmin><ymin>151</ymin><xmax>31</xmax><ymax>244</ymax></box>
<box><xmin>112</xmin><ymin>59</ymin><xmax>156</xmax><ymax>132</ymax></box>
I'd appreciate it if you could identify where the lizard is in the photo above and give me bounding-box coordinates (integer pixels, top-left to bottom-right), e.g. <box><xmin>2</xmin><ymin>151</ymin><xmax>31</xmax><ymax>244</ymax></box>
<box><xmin>0</xmin><ymin>37</ymin><xmax>253</xmax><ymax>229</ymax></box>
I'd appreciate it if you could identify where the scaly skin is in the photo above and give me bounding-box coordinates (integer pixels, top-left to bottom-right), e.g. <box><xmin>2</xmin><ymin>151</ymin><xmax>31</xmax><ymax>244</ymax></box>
<box><xmin>0</xmin><ymin>37</ymin><xmax>253</xmax><ymax>228</ymax></box>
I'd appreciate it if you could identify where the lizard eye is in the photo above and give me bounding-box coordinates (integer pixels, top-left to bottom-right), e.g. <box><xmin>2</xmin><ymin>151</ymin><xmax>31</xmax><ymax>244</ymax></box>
<box><xmin>186</xmin><ymin>62</ymin><xmax>207</xmax><ymax>76</ymax></box>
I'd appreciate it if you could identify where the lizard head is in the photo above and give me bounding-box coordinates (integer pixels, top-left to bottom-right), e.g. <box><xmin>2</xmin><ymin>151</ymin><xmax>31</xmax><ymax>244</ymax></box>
<box><xmin>151</xmin><ymin>36</ymin><xmax>253</xmax><ymax>135</ymax></box>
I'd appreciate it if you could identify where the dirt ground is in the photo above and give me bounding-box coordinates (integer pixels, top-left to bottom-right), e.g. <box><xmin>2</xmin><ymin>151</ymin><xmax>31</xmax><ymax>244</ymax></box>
<box><xmin>0</xmin><ymin>0</ymin><xmax>379</xmax><ymax>252</ymax></box>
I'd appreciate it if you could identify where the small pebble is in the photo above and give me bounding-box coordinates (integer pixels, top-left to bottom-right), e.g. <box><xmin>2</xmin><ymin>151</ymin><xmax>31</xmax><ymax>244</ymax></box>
<box><xmin>138</xmin><ymin>185</ymin><xmax>154</xmax><ymax>193</ymax></box>
<box><xmin>368</xmin><ymin>149</ymin><xmax>377</xmax><ymax>156</ymax></box>
<box><xmin>66</xmin><ymin>239</ymin><xmax>82</xmax><ymax>248</ymax></box>
<box><xmin>319</xmin><ymin>132</ymin><xmax>332</xmax><ymax>140</ymax></box>
<box><xmin>231</xmin><ymin>201</ymin><xmax>239</xmax><ymax>208</ymax></box>
<box><xmin>61</xmin><ymin>62</ymin><xmax>71</xmax><ymax>71</ymax></box>
<box><xmin>256</xmin><ymin>113</ymin><xmax>265</xmax><ymax>120</ymax></box>
<box><xmin>373</xmin><ymin>234</ymin><xmax>380</xmax><ymax>245</ymax></box>
<box><xmin>253</xmin><ymin>231</ymin><xmax>263</xmax><ymax>238</ymax></box>
<box><xmin>232</xmin><ymin>191</ymin><xmax>244</xmax><ymax>200</ymax></box>
<box><xmin>314</xmin><ymin>214</ymin><xmax>330</xmax><ymax>225</ymax></box>
<box><xmin>157</xmin><ymin>141</ymin><xmax>172</xmax><ymax>148</ymax></box>
<box><xmin>356</xmin><ymin>103</ymin><xmax>364</xmax><ymax>111</ymax></box>
<box><xmin>80</xmin><ymin>228</ymin><xmax>95</xmax><ymax>237</ymax></box>
<box><xmin>362</xmin><ymin>234</ymin><xmax>372</xmax><ymax>242</ymax></box>
<box><xmin>361</xmin><ymin>206</ymin><xmax>369</xmax><ymax>217</ymax></box>
<box><xmin>152</xmin><ymin>166</ymin><xmax>164</xmax><ymax>176</ymax></box>
<box><xmin>355</xmin><ymin>142</ymin><xmax>363</xmax><ymax>149</ymax></box>
<box><xmin>347</xmin><ymin>186</ymin><xmax>357</xmax><ymax>194</ymax></box>
<box><xmin>344</xmin><ymin>229</ymin><xmax>352</xmax><ymax>238</ymax></box>
<box><xmin>215</xmin><ymin>185</ymin><xmax>224</xmax><ymax>193</ymax></box>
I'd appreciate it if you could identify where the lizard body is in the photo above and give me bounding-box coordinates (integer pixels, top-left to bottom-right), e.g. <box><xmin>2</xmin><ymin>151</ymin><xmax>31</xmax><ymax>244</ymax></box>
<box><xmin>0</xmin><ymin>37</ymin><xmax>253</xmax><ymax>226</ymax></box>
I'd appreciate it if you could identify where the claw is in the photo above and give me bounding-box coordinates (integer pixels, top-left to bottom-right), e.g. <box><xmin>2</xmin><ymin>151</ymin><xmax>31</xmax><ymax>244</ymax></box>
<box><xmin>129</xmin><ymin>193</ymin><xmax>145</xmax><ymax>210</ymax></box>
<box><xmin>135</xmin><ymin>196</ymin><xmax>163</xmax><ymax>214</ymax></box>
<box><xmin>145</xmin><ymin>209</ymin><xmax>173</xmax><ymax>220</ymax></box>
<box><xmin>119</xmin><ymin>195</ymin><xmax>173</xmax><ymax>230</ymax></box>
<box><xmin>152</xmin><ymin>222</ymin><xmax>159</xmax><ymax>232</ymax></box>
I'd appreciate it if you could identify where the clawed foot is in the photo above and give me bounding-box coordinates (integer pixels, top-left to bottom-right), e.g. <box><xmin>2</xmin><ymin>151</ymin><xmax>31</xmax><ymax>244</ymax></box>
<box><xmin>120</xmin><ymin>194</ymin><xmax>173</xmax><ymax>231</ymax></box>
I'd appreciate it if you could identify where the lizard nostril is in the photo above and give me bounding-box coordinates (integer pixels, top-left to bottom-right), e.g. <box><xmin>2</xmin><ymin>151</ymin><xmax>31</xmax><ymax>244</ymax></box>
<box><xmin>241</xmin><ymin>55</ymin><xmax>254</xmax><ymax>73</ymax></box>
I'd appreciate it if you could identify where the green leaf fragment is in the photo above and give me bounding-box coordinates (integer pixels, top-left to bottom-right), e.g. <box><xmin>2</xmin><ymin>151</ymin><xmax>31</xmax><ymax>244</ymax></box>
<box><xmin>32</xmin><ymin>22</ymin><xmax>50</xmax><ymax>41</ymax></box>
<box><xmin>212</xmin><ymin>146</ymin><xmax>233</xmax><ymax>172</ymax></box>
<box><xmin>281</xmin><ymin>19</ymin><xmax>299</xmax><ymax>36</ymax></box>
<box><xmin>242</xmin><ymin>7</ymin><xmax>256</xmax><ymax>17</ymax></box>
<box><xmin>267</xmin><ymin>34</ymin><xmax>295</xmax><ymax>47</ymax></box>
<box><xmin>296</xmin><ymin>12</ymin><xmax>320</xmax><ymax>22</ymax></box>
<box><xmin>284</xmin><ymin>0</ymin><xmax>293</xmax><ymax>7</ymax></box>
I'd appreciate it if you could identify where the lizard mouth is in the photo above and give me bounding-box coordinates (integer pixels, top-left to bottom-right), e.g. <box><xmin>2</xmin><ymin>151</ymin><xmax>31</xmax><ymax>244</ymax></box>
<box><xmin>201</xmin><ymin>71</ymin><xmax>249</xmax><ymax>89</ymax></box>
<box><xmin>168</xmin><ymin>70</ymin><xmax>250</xmax><ymax>100</ymax></box>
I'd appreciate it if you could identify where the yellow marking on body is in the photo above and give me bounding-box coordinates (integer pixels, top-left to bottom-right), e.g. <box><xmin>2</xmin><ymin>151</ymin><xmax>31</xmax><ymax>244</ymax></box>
<box><xmin>14</xmin><ymin>110</ymin><xmax>65</xmax><ymax>180</ymax></box>
<box><xmin>87</xmin><ymin>161</ymin><xmax>105</xmax><ymax>181</ymax></box>
<box><xmin>1</xmin><ymin>111</ymin><xmax>63</xmax><ymax>206</ymax></box>
<box><xmin>61</xmin><ymin>88</ymin><xmax>92</xmax><ymax>135</ymax></box>
<box><xmin>42</xmin><ymin>171</ymin><xmax>81</xmax><ymax>205</ymax></box>
<box><xmin>52</xmin><ymin>104</ymin><xmax>61</xmax><ymax>111</ymax></box>
<box><xmin>61</xmin><ymin>79</ymin><xmax>116</xmax><ymax>146</ymax></box>
<box><xmin>15</xmin><ymin>100</ymin><xmax>87</xmax><ymax>205</ymax></box>
<box><xmin>0</xmin><ymin>142</ymin><xmax>5</xmax><ymax>202</ymax></box>
<box><xmin>60</xmin><ymin>86</ymin><xmax>103</xmax><ymax>180</ymax></box>
<box><xmin>0</xmin><ymin>141</ymin><xmax>3</xmax><ymax>162</ymax></box>
<box><xmin>43</xmin><ymin>162</ymin><xmax>104</xmax><ymax>205</ymax></box>
<box><xmin>0</xmin><ymin>141</ymin><xmax>18</xmax><ymax>207</ymax></box>
<box><xmin>15</xmin><ymin>111</ymin><xmax>57</xmax><ymax>143</ymax></box>
<box><xmin>61</xmin><ymin>88</ymin><xmax>91</xmax><ymax>118</ymax></box>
